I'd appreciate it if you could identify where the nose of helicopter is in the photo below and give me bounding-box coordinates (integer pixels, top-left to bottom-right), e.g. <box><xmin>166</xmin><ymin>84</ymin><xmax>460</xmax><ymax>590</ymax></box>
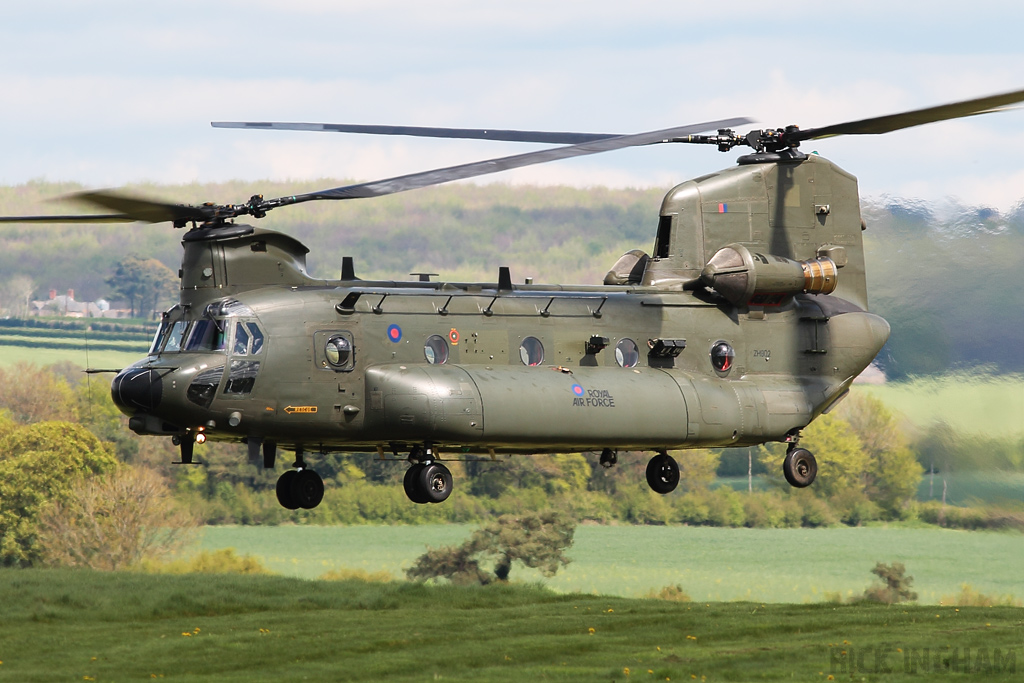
<box><xmin>111</xmin><ymin>367</ymin><xmax>163</xmax><ymax>414</ymax></box>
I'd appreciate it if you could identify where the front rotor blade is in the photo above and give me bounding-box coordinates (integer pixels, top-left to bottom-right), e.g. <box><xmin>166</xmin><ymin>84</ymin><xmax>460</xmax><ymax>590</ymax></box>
<box><xmin>0</xmin><ymin>214</ymin><xmax>135</xmax><ymax>223</ymax></box>
<box><xmin>795</xmin><ymin>87</ymin><xmax>1024</xmax><ymax>141</ymax></box>
<box><xmin>72</xmin><ymin>190</ymin><xmax>210</xmax><ymax>224</ymax></box>
<box><xmin>286</xmin><ymin>117</ymin><xmax>752</xmax><ymax>203</ymax></box>
<box><xmin>213</xmin><ymin>121</ymin><xmax>618</xmax><ymax>145</ymax></box>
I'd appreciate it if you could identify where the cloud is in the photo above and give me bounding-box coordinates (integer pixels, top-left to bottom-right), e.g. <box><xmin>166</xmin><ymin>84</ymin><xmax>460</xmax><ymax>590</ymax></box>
<box><xmin>2</xmin><ymin>1</ymin><xmax>1024</xmax><ymax>208</ymax></box>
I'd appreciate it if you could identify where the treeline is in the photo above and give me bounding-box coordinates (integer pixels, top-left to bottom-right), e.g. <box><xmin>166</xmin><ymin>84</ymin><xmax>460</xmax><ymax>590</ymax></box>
<box><xmin>0</xmin><ymin>181</ymin><xmax>1021</xmax><ymax>376</ymax></box>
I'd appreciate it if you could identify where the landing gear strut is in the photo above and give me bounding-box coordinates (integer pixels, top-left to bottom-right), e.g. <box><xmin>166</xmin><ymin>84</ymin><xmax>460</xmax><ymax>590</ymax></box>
<box><xmin>600</xmin><ymin>448</ymin><xmax>617</xmax><ymax>468</ymax></box>
<box><xmin>783</xmin><ymin>445</ymin><xmax>817</xmax><ymax>488</ymax></box>
<box><xmin>275</xmin><ymin>449</ymin><xmax>325</xmax><ymax>510</ymax></box>
<box><xmin>403</xmin><ymin>446</ymin><xmax>453</xmax><ymax>504</ymax></box>
<box><xmin>646</xmin><ymin>450</ymin><xmax>680</xmax><ymax>494</ymax></box>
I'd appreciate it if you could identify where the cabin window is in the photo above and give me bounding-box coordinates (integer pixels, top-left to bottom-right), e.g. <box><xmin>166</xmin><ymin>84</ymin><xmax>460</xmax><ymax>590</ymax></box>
<box><xmin>424</xmin><ymin>335</ymin><xmax>449</xmax><ymax>364</ymax></box>
<box><xmin>186</xmin><ymin>366</ymin><xmax>224</xmax><ymax>407</ymax></box>
<box><xmin>325</xmin><ymin>335</ymin><xmax>353</xmax><ymax>368</ymax></box>
<box><xmin>519</xmin><ymin>337</ymin><xmax>544</xmax><ymax>366</ymax></box>
<box><xmin>711</xmin><ymin>341</ymin><xmax>735</xmax><ymax>374</ymax></box>
<box><xmin>615</xmin><ymin>338</ymin><xmax>640</xmax><ymax>368</ymax></box>
<box><xmin>224</xmin><ymin>360</ymin><xmax>260</xmax><ymax>395</ymax></box>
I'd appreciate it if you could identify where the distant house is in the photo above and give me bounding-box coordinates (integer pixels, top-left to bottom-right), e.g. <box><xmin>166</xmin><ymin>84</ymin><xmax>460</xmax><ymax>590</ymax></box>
<box><xmin>30</xmin><ymin>289</ymin><xmax>128</xmax><ymax>319</ymax></box>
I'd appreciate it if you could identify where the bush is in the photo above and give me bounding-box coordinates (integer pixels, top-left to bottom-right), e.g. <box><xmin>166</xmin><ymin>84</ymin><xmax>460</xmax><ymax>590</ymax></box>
<box><xmin>38</xmin><ymin>467</ymin><xmax>196</xmax><ymax>571</ymax></box>
<box><xmin>141</xmin><ymin>548</ymin><xmax>272</xmax><ymax>575</ymax></box>
<box><xmin>319</xmin><ymin>567</ymin><xmax>394</xmax><ymax>583</ymax></box>
<box><xmin>831</xmin><ymin>489</ymin><xmax>881</xmax><ymax>526</ymax></box>
<box><xmin>646</xmin><ymin>584</ymin><xmax>691</xmax><ymax>602</ymax></box>
<box><xmin>940</xmin><ymin>584</ymin><xmax>1022</xmax><ymax>607</ymax></box>
<box><xmin>798</xmin><ymin>496</ymin><xmax>838</xmax><ymax>527</ymax></box>
<box><xmin>862</xmin><ymin>562</ymin><xmax>918</xmax><ymax>604</ymax></box>
<box><xmin>673</xmin><ymin>490</ymin><xmax>710</xmax><ymax>525</ymax></box>
<box><xmin>706</xmin><ymin>487</ymin><xmax>745</xmax><ymax>527</ymax></box>
<box><xmin>917</xmin><ymin>501</ymin><xmax>1024</xmax><ymax>530</ymax></box>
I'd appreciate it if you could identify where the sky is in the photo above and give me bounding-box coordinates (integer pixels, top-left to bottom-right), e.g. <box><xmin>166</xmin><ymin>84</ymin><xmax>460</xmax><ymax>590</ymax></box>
<box><xmin>3</xmin><ymin>0</ymin><xmax>1024</xmax><ymax>211</ymax></box>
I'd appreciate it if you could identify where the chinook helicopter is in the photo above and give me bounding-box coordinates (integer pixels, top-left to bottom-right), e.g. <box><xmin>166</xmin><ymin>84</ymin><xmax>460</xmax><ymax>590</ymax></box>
<box><xmin>3</xmin><ymin>88</ymin><xmax>1023</xmax><ymax>510</ymax></box>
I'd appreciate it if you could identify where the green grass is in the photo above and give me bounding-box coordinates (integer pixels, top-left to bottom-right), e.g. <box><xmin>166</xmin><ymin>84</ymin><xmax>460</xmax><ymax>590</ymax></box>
<box><xmin>0</xmin><ymin>569</ymin><xmax>1020</xmax><ymax>682</ymax></box>
<box><xmin>856</xmin><ymin>375</ymin><xmax>1024</xmax><ymax>437</ymax></box>
<box><xmin>0</xmin><ymin>344</ymin><xmax>144</xmax><ymax>370</ymax></box>
<box><xmin>196</xmin><ymin>525</ymin><xmax>1024</xmax><ymax>604</ymax></box>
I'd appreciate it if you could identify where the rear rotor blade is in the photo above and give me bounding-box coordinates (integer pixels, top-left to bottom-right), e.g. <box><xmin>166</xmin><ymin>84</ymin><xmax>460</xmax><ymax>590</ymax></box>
<box><xmin>285</xmin><ymin>117</ymin><xmax>753</xmax><ymax>203</ymax></box>
<box><xmin>795</xmin><ymin>87</ymin><xmax>1024</xmax><ymax>141</ymax></box>
<box><xmin>213</xmin><ymin>121</ymin><xmax>617</xmax><ymax>145</ymax></box>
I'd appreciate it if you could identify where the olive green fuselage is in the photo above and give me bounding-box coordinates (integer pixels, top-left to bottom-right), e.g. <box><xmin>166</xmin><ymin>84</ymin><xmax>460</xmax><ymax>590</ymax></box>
<box><xmin>114</xmin><ymin>155</ymin><xmax>889</xmax><ymax>457</ymax></box>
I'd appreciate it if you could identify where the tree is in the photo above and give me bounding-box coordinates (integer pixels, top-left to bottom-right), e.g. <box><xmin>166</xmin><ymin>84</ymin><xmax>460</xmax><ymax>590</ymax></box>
<box><xmin>407</xmin><ymin>510</ymin><xmax>575</xmax><ymax>584</ymax></box>
<box><xmin>838</xmin><ymin>393</ymin><xmax>924</xmax><ymax>516</ymax></box>
<box><xmin>37</xmin><ymin>466</ymin><xmax>197</xmax><ymax>571</ymax></box>
<box><xmin>0</xmin><ymin>275</ymin><xmax>35</xmax><ymax>318</ymax></box>
<box><xmin>674</xmin><ymin>449</ymin><xmax>721</xmax><ymax>492</ymax></box>
<box><xmin>0</xmin><ymin>362</ymin><xmax>78</xmax><ymax>424</ymax></box>
<box><xmin>106</xmin><ymin>256</ymin><xmax>177</xmax><ymax>319</ymax></box>
<box><xmin>0</xmin><ymin>421</ymin><xmax>119</xmax><ymax>566</ymax></box>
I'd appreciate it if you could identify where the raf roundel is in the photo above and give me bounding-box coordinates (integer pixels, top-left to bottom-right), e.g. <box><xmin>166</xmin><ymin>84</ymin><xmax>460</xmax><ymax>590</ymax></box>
<box><xmin>571</xmin><ymin>383</ymin><xmax>585</xmax><ymax>396</ymax></box>
<box><xmin>386</xmin><ymin>324</ymin><xmax>402</xmax><ymax>343</ymax></box>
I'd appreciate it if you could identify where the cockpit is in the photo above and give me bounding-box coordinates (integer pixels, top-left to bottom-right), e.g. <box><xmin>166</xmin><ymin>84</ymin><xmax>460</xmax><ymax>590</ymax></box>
<box><xmin>149</xmin><ymin>299</ymin><xmax>260</xmax><ymax>356</ymax></box>
<box><xmin>114</xmin><ymin>299</ymin><xmax>268</xmax><ymax>419</ymax></box>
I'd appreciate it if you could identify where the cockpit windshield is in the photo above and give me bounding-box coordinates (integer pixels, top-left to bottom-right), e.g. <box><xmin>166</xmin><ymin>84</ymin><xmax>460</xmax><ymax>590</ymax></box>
<box><xmin>150</xmin><ymin>306</ymin><xmax>190</xmax><ymax>355</ymax></box>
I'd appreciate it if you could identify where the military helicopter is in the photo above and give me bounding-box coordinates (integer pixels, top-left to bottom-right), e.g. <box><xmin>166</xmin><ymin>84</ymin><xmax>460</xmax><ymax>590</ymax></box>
<box><xmin>3</xmin><ymin>88</ymin><xmax>1022</xmax><ymax>510</ymax></box>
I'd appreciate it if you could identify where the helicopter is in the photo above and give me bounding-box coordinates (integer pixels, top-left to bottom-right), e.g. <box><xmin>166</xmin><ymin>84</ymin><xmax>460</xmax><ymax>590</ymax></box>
<box><xmin>3</xmin><ymin>88</ymin><xmax>1022</xmax><ymax>510</ymax></box>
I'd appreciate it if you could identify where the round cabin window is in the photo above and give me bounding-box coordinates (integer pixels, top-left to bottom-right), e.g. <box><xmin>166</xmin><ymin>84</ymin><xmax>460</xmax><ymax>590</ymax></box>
<box><xmin>325</xmin><ymin>335</ymin><xmax>352</xmax><ymax>367</ymax></box>
<box><xmin>424</xmin><ymin>335</ymin><xmax>449</xmax><ymax>364</ymax></box>
<box><xmin>710</xmin><ymin>341</ymin><xmax>735</xmax><ymax>374</ymax></box>
<box><xmin>615</xmin><ymin>338</ymin><xmax>640</xmax><ymax>368</ymax></box>
<box><xmin>519</xmin><ymin>336</ymin><xmax>545</xmax><ymax>366</ymax></box>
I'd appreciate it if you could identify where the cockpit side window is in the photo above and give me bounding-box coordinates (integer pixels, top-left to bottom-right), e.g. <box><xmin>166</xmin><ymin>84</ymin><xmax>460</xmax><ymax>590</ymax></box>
<box><xmin>164</xmin><ymin>321</ymin><xmax>191</xmax><ymax>352</ymax></box>
<box><xmin>185</xmin><ymin>319</ymin><xmax>227</xmax><ymax>352</ymax></box>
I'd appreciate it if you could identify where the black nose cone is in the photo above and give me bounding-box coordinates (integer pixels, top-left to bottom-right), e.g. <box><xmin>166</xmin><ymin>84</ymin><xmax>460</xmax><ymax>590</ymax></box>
<box><xmin>111</xmin><ymin>368</ymin><xmax>163</xmax><ymax>413</ymax></box>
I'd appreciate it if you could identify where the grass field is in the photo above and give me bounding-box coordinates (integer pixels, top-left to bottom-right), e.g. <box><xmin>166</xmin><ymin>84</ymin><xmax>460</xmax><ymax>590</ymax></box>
<box><xmin>0</xmin><ymin>344</ymin><xmax>144</xmax><ymax>370</ymax></box>
<box><xmin>197</xmin><ymin>525</ymin><xmax>1024</xmax><ymax>605</ymax></box>
<box><xmin>0</xmin><ymin>569</ymin><xmax>1020</xmax><ymax>682</ymax></box>
<box><xmin>856</xmin><ymin>375</ymin><xmax>1024</xmax><ymax>437</ymax></box>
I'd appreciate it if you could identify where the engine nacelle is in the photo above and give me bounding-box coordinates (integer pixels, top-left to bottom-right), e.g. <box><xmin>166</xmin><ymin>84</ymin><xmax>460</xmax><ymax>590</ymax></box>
<box><xmin>700</xmin><ymin>243</ymin><xmax>838</xmax><ymax>306</ymax></box>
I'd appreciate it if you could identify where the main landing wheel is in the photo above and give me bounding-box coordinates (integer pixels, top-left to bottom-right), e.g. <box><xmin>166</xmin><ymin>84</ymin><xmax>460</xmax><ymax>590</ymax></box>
<box><xmin>646</xmin><ymin>452</ymin><xmax>680</xmax><ymax>495</ymax></box>
<box><xmin>783</xmin><ymin>447</ymin><xmax>817</xmax><ymax>488</ymax></box>
<box><xmin>404</xmin><ymin>462</ymin><xmax>453</xmax><ymax>504</ymax></box>
<box><xmin>276</xmin><ymin>469</ymin><xmax>325</xmax><ymax>509</ymax></box>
